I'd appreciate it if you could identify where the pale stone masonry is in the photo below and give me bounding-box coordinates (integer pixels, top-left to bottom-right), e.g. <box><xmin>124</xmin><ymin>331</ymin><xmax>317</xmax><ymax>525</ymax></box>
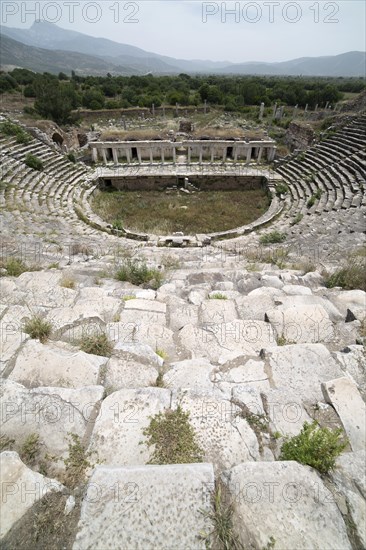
<box><xmin>90</xmin><ymin>139</ymin><xmax>277</xmax><ymax>165</ymax></box>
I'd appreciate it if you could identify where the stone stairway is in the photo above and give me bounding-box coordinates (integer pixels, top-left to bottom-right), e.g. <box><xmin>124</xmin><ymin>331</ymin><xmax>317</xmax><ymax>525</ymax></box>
<box><xmin>0</xmin><ymin>260</ymin><xmax>365</xmax><ymax>548</ymax></box>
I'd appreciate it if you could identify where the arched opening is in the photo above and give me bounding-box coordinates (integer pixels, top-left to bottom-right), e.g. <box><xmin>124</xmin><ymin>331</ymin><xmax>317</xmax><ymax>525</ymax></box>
<box><xmin>52</xmin><ymin>132</ymin><xmax>64</xmax><ymax>146</ymax></box>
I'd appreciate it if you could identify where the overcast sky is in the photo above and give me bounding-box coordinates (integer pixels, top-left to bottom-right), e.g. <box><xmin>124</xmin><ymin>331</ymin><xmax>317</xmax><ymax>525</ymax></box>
<box><xmin>2</xmin><ymin>1</ymin><xmax>365</xmax><ymax>62</ymax></box>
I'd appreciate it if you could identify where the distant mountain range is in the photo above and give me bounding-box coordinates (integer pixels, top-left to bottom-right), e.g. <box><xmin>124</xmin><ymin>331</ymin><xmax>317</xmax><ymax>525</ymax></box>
<box><xmin>1</xmin><ymin>21</ymin><xmax>365</xmax><ymax>77</ymax></box>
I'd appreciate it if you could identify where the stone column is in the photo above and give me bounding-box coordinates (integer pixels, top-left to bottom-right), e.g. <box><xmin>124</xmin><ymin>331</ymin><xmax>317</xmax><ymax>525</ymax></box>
<box><xmin>199</xmin><ymin>147</ymin><xmax>203</xmax><ymax>165</ymax></box>
<box><xmin>150</xmin><ymin>148</ymin><xmax>153</xmax><ymax>164</ymax></box>
<box><xmin>161</xmin><ymin>147</ymin><xmax>165</xmax><ymax>164</ymax></box>
<box><xmin>126</xmin><ymin>148</ymin><xmax>131</xmax><ymax>163</ymax></box>
<box><xmin>272</xmin><ymin>102</ymin><xmax>277</xmax><ymax>119</ymax></box>
<box><xmin>246</xmin><ymin>147</ymin><xmax>251</xmax><ymax>164</ymax></box>
<box><xmin>187</xmin><ymin>147</ymin><xmax>191</xmax><ymax>164</ymax></box>
<box><xmin>172</xmin><ymin>147</ymin><xmax>176</xmax><ymax>164</ymax></box>
<box><xmin>234</xmin><ymin>147</ymin><xmax>238</xmax><ymax>162</ymax></box>
<box><xmin>137</xmin><ymin>148</ymin><xmax>142</xmax><ymax>165</ymax></box>
<box><xmin>259</xmin><ymin>102</ymin><xmax>265</xmax><ymax>120</ymax></box>
<box><xmin>257</xmin><ymin>147</ymin><xmax>263</xmax><ymax>163</ymax></box>
<box><xmin>101</xmin><ymin>148</ymin><xmax>107</xmax><ymax>164</ymax></box>
<box><xmin>222</xmin><ymin>147</ymin><xmax>227</xmax><ymax>163</ymax></box>
<box><xmin>112</xmin><ymin>148</ymin><xmax>119</xmax><ymax>165</ymax></box>
<box><xmin>91</xmin><ymin>147</ymin><xmax>98</xmax><ymax>162</ymax></box>
<box><xmin>211</xmin><ymin>147</ymin><xmax>215</xmax><ymax>163</ymax></box>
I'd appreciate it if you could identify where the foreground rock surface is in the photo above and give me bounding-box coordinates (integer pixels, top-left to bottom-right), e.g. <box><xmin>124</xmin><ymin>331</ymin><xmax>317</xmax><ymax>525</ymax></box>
<box><xmin>73</xmin><ymin>463</ymin><xmax>214</xmax><ymax>550</ymax></box>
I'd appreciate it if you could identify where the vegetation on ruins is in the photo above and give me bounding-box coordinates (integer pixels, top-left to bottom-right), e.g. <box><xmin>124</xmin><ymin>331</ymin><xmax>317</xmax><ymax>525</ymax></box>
<box><xmin>20</xmin><ymin>433</ymin><xmax>41</xmax><ymax>466</ymax></box>
<box><xmin>201</xmin><ymin>480</ymin><xmax>245</xmax><ymax>550</ymax></box>
<box><xmin>324</xmin><ymin>254</ymin><xmax>366</xmax><ymax>291</ymax></box>
<box><xmin>25</xmin><ymin>153</ymin><xmax>44</xmax><ymax>171</ymax></box>
<box><xmin>279</xmin><ymin>421</ymin><xmax>347</xmax><ymax>474</ymax></box>
<box><xmin>115</xmin><ymin>259</ymin><xmax>164</xmax><ymax>290</ymax></box>
<box><xmin>63</xmin><ymin>433</ymin><xmax>95</xmax><ymax>488</ymax></box>
<box><xmin>0</xmin><ymin>120</ymin><xmax>31</xmax><ymax>143</ymax></box>
<box><xmin>79</xmin><ymin>332</ymin><xmax>113</xmax><ymax>357</ymax></box>
<box><xmin>209</xmin><ymin>293</ymin><xmax>228</xmax><ymax>300</ymax></box>
<box><xmin>275</xmin><ymin>183</ymin><xmax>289</xmax><ymax>196</ymax></box>
<box><xmin>92</xmin><ymin>189</ymin><xmax>270</xmax><ymax>235</ymax></box>
<box><xmin>0</xmin><ymin>257</ymin><xmax>38</xmax><ymax>277</ymax></box>
<box><xmin>143</xmin><ymin>406</ymin><xmax>203</xmax><ymax>464</ymax></box>
<box><xmin>259</xmin><ymin>230</ymin><xmax>287</xmax><ymax>245</ymax></box>
<box><xmin>23</xmin><ymin>315</ymin><xmax>53</xmax><ymax>343</ymax></box>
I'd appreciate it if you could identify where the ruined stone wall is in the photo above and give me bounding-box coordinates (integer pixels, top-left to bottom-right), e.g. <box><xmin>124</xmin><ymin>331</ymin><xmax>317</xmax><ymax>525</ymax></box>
<box><xmin>101</xmin><ymin>175</ymin><xmax>267</xmax><ymax>191</ymax></box>
<box><xmin>285</xmin><ymin>121</ymin><xmax>315</xmax><ymax>151</ymax></box>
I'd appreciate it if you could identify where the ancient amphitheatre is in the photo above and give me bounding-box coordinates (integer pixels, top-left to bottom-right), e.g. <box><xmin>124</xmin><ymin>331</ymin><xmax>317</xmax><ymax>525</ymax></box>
<box><xmin>0</xmin><ymin>88</ymin><xmax>365</xmax><ymax>550</ymax></box>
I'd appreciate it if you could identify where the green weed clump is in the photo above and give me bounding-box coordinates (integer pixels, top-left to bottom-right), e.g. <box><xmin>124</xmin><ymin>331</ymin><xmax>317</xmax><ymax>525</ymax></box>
<box><xmin>79</xmin><ymin>332</ymin><xmax>113</xmax><ymax>357</ymax></box>
<box><xmin>0</xmin><ymin>120</ymin><xmax>31</xmax><ymax>144</ymax></box>
<box><xmin>143</xmin><ymin>406</ymin><xmax>203</xmax><ymax>465</ymax></box>
<box><xmin>115</xmin><ymin>259</ymin><xmax>163</xmax><ymax>289</ymax></box>
<box><xmin>23</xmin><ymin>315</ymin><xmax>53</xmax><ymax>343</ymax></box>
<box><xmin>259</xmin><ymin>230</ymin><xmax>287</xmax><ymax>245</ymax></box>
<box><xmin>324</xmin><ymin>259</ymin><xmax>366</xmax><ymax>291</ymax></box>
<box><xmin>279</xmin><ymin>421</ymin><xmax>347</xmax><ymax>474</ymax></box>
<box><xmin>25</xmin><ymin>153</ymin><xmax>43</xmax><ymax>171</ymax></box>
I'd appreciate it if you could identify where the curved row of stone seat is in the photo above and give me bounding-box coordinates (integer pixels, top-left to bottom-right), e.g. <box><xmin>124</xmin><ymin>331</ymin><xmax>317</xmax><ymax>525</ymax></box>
<box><xmin>275</xmin><ymin>115</ymin><xmax>366</xmax><ymax>221</ymax></box>
<box><xmin>0</xmin><ymin>134</ymin><xmax>108</xmax><ymax>242</ymax></box>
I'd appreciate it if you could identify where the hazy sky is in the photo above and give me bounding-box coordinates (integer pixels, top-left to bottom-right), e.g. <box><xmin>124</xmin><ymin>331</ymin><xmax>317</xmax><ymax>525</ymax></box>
<box><xmin>2</xmin><ymin>1</ymin><xmax>365</xmax><ymax>62</ymax></box>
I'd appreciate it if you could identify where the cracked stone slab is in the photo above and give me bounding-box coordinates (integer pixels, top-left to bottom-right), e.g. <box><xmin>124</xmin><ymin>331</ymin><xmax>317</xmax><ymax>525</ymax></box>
<box><xmin>223</xmin><ymin>461</ymin><xmax>352</xmax><ymax>550</ymax></box>
<box><xmin>73</xmin><ymin>463</ymin><xmax>214</xmax><ymax>550</ymax></box>
<box><xmin>334</xmin><ymin>346</ymin><xmax>366</xmax><ymax>395</ymax></box>
<box><xmin>199</xmin><ymin>299</ymin><xmax>238</xmax><ymax>325</ymax></box>
<box><xmin>0</xmin><ymin>451</ymin><xmax>64</xmax><ymax>538</ymax></box>
<box><xmin>0</xmin><ymin>306</ymin><xmax>30</xmax><ymax>372</ymax></box>
<box><xmin>120</xmin><ymin>298</ymin><xmax>166</xmax><ymax>325</ymax></box>
<box><xmin>172</xmin><ymin>389</ymin><xmax>259</xmax><ymax>469</ymax></box>
<box><xmin>322</xmin><ymin>377</ymin><xmax>366</xmax><ymax>452</ymax></box>
<box><xmin>105</xmin><ymin>357</ymin><xmax>158</xmax><ymax>390</ymax></box>
<box><xmin>330</xmin><ymin>450</ymin><xmax>366</xmax><ymax>548</ymax></box>
<box><xmin>262</xmin><ymin>388</ymin><xmax>313</xmax><ymax>437</ymax></box>
<box><xmin>165</xmin><ymin>295</ymin><xmax>199</xmax><ymax>331</ymax></box>
<box><xmin>262</xmin><ymin>344</ymin><xmax>344</xmax><ymax>403</ymax></box>
<box><xmin>330</xmin><ymin>290</ymin><xmax>366</xmax><ymax>322</ymax></box>
<box><xmin>163</xmin><ymin>359</ymin><xmax>216</xmax><ymax>391</ymax></box>
<box><xmin>0</xmin><ymin>380</ymin><xmax>102</xmax><ymax>474</ymax></box>
<box><xmin>9</xmin><ymin>339</ymin><xmax>107</xmax><ymax>388</ymax></box>
<box><xmin>88</xmin><ymin>388</ymin><xmax>171</xmax><ymax>466</ymax></box>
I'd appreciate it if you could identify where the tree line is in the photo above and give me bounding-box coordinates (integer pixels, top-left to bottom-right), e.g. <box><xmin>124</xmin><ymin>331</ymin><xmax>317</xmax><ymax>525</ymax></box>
<box><xmin>1</xmin><ymin>68</ymin><xmax>365</xmax><ymax>124</ymax></box>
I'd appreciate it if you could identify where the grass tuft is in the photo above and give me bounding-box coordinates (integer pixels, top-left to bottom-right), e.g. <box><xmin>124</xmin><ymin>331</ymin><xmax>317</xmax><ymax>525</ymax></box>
<box><xmin>79</xmin><ymin>332</ymin><xmax>113</xmax><ymax>357</ymax></box>
<box><xmin>115</xmin><ymin>259</ymin><xmax>163</xmax><ymax>290</ymax></box>
<box><xmin>23</xmin><ymin>315</ymin><xmax>53</xmax><ymax>343</ymax></box>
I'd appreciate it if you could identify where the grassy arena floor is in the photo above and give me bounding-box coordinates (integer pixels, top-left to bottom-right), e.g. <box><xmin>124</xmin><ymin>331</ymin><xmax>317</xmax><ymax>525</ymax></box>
<box><xmin>91</xmin><ymin>188</ymin><xmax>271</xmax><ymax>234</ymax></box>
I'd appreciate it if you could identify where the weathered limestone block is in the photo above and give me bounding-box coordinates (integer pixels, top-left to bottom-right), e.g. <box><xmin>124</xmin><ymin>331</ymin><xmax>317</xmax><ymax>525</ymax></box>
<box><xmin>217</xmin><ymin>358</ymin><xmax>270</xmax><ymax>395</ymax></box>
<box><xmin>322</xmin><ymin>377</ymin><xmax>366</xmax><ymax>452</ymax></box>
<box><xmin>9</xmin><ymin>340</ymin><xmax>107</xmax><ymax>388</ymax></box>
<box><xmin>330</xmin><ymin>450</ymin><xmax>366</xmax><ymax>548</ymax></box>
<box><xmin>282</xmin><ymin>284</ymin><xmax>312</xmax><ymax>296</ymax></box>
<box><xmin>165</xmin><ymin>295</ymin><xmax>199</xmax><ymax>331</ymax></box>
<box><xmin>120</xmin><ymin>298</ymin><xmax>166</xmax><ymax>326</ymax></box>
<box><xmin>88</xmin><ymin>388</ymin><xmax>171</xmax><ymax>466</ymax></box>
<box><xmin>265</xmin><ymin>303</ymin><xmax>334</xmax><ymax>343</ymax></box>
<box><xmin>16</xmin><ymin>271</ymin><xmax>75</xmax><ymax>308</ymax></box>
<box><xmin>0</xmin><ymin>380</ymin><xmax>102</xmax><ymax>472</ymax></box>
<box><xmin>0</xmin><ymin>306</ymin><xmax>29</xmax><ymax>373</ymax></box>
<box><xmin>199</xmin><ymin>299</ymin><xmax>238</xmax><ymax>325</ymax></box>
<box><xmin>172</xmin><ymin>389</ymin><xmax>260</xmax><ymax>469</ymax></box>
<box><xmin>73</xmin><ymin>463</ymin><xmax>214</xmax><ymax>550</ymax></box>
<box><xmin>104</xmin><ymin>357</ymin><xmax>158</xmax><ymax>390</ymax></box>
<box><xmin>330</xmin><ymin>289</ymin><xmax>366</xmax><ymax>321</ymax></box>
<box><xmin>334</xmin><ymin>346</ymin><xmax>366</xmax><ymax>395</ymax></box>
<box><xmin>75</xmin><ymin>287</ymin><xmax>123</xmax><ymax>322</ymax></box>
<box><xmin>262</xmin><ymin>388</ymin><xmax>312</xmax><ymax>436</ymax></box>
<box><xmin>46</xmin><ymin>306</ymin><xmax>106</xmax><ymax>342</ymax></box>
<box><xmin>0</xmin><ymin>451</ymin><xmax>64</xmax><ymax>538</ymax></box>
<box><xmin>223</xmin><ymin>461</ymin><xmax>351</xmax><ymax>549</ymax></box>
<box><xmin>113</xmin><ymin>342</ymin><xmax>163</xmax><ymax>367</ymax></box>
<box><xmin>109</xmin><ymin>321</ymin><xmax>176</xmax><ymax>359</ymax></box>
<box><xmin>262</xmin><ymin>344</ymin><xmax>344</xmax><ymax>402</ymax></box>
<box><xmin>163</xmin><ymin>359</ymin><xmax>215</xmax><ymax>391</ymax></box>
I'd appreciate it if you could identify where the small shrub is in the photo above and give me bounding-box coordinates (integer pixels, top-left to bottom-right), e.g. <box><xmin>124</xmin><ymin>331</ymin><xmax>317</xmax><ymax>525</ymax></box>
<box><xmin>0</xmin><ymin>120</ymin><xmax>31</xmax><ymax>144</ymax></box>
<box><xmin>67</xmin><ymin>152</ymin><xmax>76</xmax><ymax>163</ymax></box>
<box><xmin>155</xmin><ymin>370</ymin><xmax>165</xmax><ymax>388</ymax></box>
<box><xmin>112</xmin><ymin>220</ymin><xmax>124</xmax><ymax>231</ymax></box>
<box><xmin>20</xmin><ymin>433</ymin><xmax>40</xmax><ymax>465</ymax></box>
<box><xmin>259</xmin><ymin>231</ymin><xmax>287</xmax><ymax>245</ymax></box>
<box><xmin>0</xmin><ymin>257</ymin><xmax>27</xmax><ymax>277</ymax></box>
<box><xmin>25</xmin><ymin>153</ymin><xmax>43</xmax><ymax>171</ymax></box>
<box><xmin>122</xmin><ymin>295</ymin><xmax>136</xmax><ymax>301</ymax></box>
<box><xmin>142</xmin><ymin>405</ymin><xmax>203</xmax><ymax>465</ymax></box>
<box><xmin>80</xmin><ymin>332</ymin><xmax>113</xmax><ymax>357</ymax></box>
<box><xmin>23</xmin><ymin>315</ymin><xmax>53</xmax><ymax>343</ymax></box>
<box><xmin>156</xmin><ymin>348</ymin><xmax>168</xmax><ymax>361</ymax></box>
<box><xmin>115</xmin><ymin>259</ymin><xmax>163</xmax><ymax>289</ymax></box>
<box><xmin>0</xmin><ymin>434</ymin><xmax>15</xmax><ymax>451</ymax></box>
<box><xmin>60</xmin><ymin>276</ymin><xmax>75</xmax><ymax>289</ymax></box>
<box><xmin>279</xmin><ymin>420</ymin><xmax>347</xmax><ymax>474</ymax></box>
<box><xmin>209</xmin><ymin>293</ymin><xmax>228</xmax><ymax>300</ymax></box>
<box><xmin>290</xmin><ymin>213</ymin><xmax>303</xmax><ymax>226</ymax></box>
<box><xmin>275</xmin><ymin>183</ymin><xmax>289</xmax><ymax>197</ymax></box>
<box><xmin>63</xmin><ymin>433</ymin><xmax>94</xmax><ymax>488</ymax></box>
<box><xmin>307</xmin><ymin>195</ymin><xmax>315</xmax><ymax>208</ymax></box>
<box><xmin>324</xmin><ymin>259</ymin><xmax>366</xmax><ymax>291</ymax></box>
